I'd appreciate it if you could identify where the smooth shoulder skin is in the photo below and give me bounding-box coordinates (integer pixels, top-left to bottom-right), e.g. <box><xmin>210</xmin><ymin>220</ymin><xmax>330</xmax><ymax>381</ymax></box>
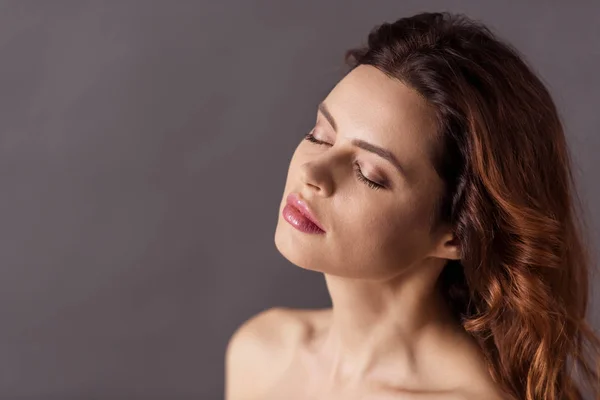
<box><xmin>225</xmin><ymin>307</ymin><xmax>509</xmax><ymax>400</ymax></box>
<box><xmin>225</xmin><ymin>307</ymin><xmax>302</xmax><ymax>400</ymax></box>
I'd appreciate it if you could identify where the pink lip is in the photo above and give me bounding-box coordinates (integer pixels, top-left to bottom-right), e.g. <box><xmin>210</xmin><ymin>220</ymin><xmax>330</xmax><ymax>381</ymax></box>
<box><xmin>284</xmin><ymin>193</ymin><xmax>326</xmax><ymax>233</ymax></box>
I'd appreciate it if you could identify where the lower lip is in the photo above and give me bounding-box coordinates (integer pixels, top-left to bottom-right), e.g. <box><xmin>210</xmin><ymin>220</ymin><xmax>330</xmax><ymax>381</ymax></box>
<box><xmin>282</xmin><ymin>204</ymin><xmax>325</xmax><ymax>234</ymax></box>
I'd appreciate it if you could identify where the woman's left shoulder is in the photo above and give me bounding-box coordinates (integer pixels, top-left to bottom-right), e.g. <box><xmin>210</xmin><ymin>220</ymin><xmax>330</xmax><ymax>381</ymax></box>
<box><xmin>446</xmin><ymin>387</ymin><xmax>511</xmax><ymax>400</ymax></box>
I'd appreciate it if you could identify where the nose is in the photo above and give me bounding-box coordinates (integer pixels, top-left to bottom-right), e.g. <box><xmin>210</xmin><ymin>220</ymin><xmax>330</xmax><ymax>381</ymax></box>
<box><xmin>299</xmin><ymin>159</ymin><xmax>334</xmax><ymax>197</ymax></box>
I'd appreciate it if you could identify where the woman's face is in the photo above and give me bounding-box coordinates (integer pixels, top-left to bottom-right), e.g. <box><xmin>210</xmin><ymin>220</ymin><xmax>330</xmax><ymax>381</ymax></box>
<box><xmin>274</xmin><ymin>65</ymin><xmax>458</xmax><ymax>280</ymax></box>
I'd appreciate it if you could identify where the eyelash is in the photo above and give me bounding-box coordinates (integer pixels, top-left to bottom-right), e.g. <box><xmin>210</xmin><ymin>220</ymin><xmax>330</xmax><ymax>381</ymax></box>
<box><xmin>303</xmin><ymin>132</ymin><xmax>386</xmax><ymax>190</ymax></box>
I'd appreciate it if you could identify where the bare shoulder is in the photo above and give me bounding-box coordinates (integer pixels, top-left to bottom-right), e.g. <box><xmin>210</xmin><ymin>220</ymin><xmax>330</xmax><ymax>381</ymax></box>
<box><xmin>446</xmin><ymin>355</ymin><xmax>513</xmax><ymax>400</ymax></box>
<box><xmin>449</xmin><ymin>353</ymin><xmax>513</xmax><ymax>400</ymax></box>
<box><xmin>439</xmin><ymin>391</ymin><xmax>509</xmax><ymax>400</ymax></box>
<box><xmin>413</xmin><ymin>326</ymin><xmax>513</xmax><ymax>400</ymax></box>
<box><xmin>224</xmin><ymin>307</ymin><xmax>312</xmax><ymax>400</ymax></box>
<box><xmin>456</xmin><ymin>387</ymin><xmax>512</xmax><ymax>400</ymax></box>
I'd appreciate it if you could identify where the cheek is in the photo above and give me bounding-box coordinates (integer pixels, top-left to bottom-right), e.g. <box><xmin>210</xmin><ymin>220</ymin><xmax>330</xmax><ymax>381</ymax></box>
<box><xmin>366</xmin><ymin>207</ymin><xmax>423</xmax><ymax>254</ymax></box>
<box><xmin>342</xmin><ymin>196</ymin><xmax>434</xmax><ymax>273</ymax></box>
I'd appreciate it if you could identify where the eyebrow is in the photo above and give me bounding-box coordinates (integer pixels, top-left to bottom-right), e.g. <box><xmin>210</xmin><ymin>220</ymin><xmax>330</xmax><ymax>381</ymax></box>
<box><xmin>317</xmin><ymin>101</ymin><xmax>408</xmax><ymax>178</ymax></box>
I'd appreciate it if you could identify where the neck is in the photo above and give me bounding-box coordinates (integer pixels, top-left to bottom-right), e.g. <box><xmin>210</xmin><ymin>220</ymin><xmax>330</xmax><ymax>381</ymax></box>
<box><xmin>317</xmin><ymin>258</ymin><xmax>460</xmax><ymax>385</ymax></box>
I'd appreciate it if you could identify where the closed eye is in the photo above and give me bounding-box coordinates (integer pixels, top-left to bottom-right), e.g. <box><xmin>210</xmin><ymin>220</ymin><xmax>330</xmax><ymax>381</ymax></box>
<box><xmin>303</xmin><ymin>132</ymin><xmax>386</xmax><ymax>190</ymax></box>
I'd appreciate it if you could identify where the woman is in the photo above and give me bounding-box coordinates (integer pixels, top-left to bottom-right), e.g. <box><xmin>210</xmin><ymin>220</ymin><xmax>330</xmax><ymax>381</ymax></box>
<box><xmin>225</xmin><ymin>11</ymin><xmax>600</xmax><ymax>400</ymax></box>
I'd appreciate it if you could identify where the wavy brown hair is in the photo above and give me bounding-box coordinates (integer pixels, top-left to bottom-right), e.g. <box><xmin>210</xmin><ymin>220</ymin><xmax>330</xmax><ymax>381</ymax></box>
<box><xmin>343</xmin><ymin>11</ymin><xmax>599</xmax><ymax>400</ymax></box>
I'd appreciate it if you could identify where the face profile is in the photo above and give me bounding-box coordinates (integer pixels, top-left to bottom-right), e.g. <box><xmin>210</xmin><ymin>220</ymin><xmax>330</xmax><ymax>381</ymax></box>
<box><xmin>228</xmin><ymin>12</ymin><xmax>600</xmax><ymax>400</ymax></box>
<box><xmin>274</xmin><ymin>64</ymin><xmax>461</xmax><ymax>281</ymax></box>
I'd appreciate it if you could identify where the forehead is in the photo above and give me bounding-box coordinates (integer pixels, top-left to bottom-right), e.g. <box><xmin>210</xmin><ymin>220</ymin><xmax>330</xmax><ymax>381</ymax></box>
<box><xmin>322</xmin><ymin>65</ymin><xmax>438</xmax><ymax>164</ymax></box>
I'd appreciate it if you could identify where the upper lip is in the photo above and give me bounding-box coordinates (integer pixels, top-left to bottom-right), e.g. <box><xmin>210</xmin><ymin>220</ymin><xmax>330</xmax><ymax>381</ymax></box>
<box><xmin>286</xmin><ymin>192</ymin><xmax>326</xmax><ymax>232</ymax></box>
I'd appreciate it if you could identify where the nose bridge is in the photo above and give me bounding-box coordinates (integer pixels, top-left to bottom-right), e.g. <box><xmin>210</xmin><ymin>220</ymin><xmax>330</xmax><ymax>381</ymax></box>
<box><xmin>302</xmin><ymin>146</ymin><xmax>349</xmax><ymax>191</ymax></box>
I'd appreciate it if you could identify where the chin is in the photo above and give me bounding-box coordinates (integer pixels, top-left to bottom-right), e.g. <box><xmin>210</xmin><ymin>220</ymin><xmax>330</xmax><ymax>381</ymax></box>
<box><xmin>273</xmin><ymin>219</ymin><xmax>329</xmax><ymax>274</ymax></box>
<box><xmin>273</xmin><ymin>222</ymin><xmax>363</xmax><ymax>278</ymax></box>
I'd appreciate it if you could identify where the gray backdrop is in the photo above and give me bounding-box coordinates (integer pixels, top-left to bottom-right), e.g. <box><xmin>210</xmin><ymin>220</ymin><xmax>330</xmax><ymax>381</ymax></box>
<box><xmin>0</xmin><ymin>1</ymin><xmax>598</xmax><ymax>399</ymax></box>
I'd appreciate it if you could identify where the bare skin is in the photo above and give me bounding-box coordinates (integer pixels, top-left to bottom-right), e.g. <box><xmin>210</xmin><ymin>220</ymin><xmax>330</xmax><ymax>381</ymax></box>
<box><xmin>226</xmin><ymin>307</ymin><xmax>508</xmax><ymax>399</ymax></box>
<box><xmin>226</xmin><ymin>65</ymin><xmax>509</xmax><ymax>399</ymax></box>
